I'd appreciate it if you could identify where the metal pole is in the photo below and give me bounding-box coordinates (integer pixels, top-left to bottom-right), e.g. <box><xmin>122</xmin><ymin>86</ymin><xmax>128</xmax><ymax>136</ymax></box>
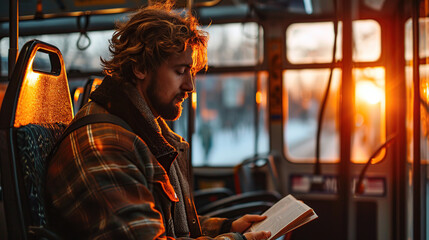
<box><xmin>412</xmin><ymin>0</ymin><xmax>423</xmax><ymax>239</ymax></box>
<box><xmin>8</xmin><ymin>0</ymin><xmax>19</xmax><ymax>81</ymax></box>
<box><xmin>339</xmin><ymin>0</ymin><xmax>354</xmax><ymax>239</ymax></box>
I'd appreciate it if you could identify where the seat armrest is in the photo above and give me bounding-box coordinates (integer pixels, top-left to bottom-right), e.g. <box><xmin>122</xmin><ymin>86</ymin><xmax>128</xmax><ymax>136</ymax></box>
<box><xmin>28</xmin><ymin>226</ymin><xmax>62</xmax><ymax>240</ymax></box>
<box><xmin>198</xmin><ymin>191</ymin><xmax>281</xmax><ymax>215</ymax></box>
<box><xmin>204</xmin><ymin>201</ymin><xmax>274</xmax><ymax>218</ymax></box>
<box><xmin>194</xmin><ymin>187</ymin><xmax>234</xmax><ymax>211</ymax></box>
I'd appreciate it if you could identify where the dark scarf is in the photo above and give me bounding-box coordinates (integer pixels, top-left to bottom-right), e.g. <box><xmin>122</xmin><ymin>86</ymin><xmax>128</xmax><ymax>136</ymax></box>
<box><xmin>89</xmin><ymin>76</ymin><xmax>178</xmax><ymax>172</ymax></box>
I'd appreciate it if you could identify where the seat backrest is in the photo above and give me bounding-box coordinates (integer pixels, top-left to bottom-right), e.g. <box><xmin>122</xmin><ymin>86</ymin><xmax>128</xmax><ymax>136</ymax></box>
<box><xmin>0</xmin><ymin>82</ymin><xmax>8</xmax><ymax>108</ymax></box>
<box><xmin>0</xmin><ymin>40</ymin><xmax>73</xmax><ymax>240</ymax></box>
<box><xmin>71</xmin><ymin>77</ymin><xmax>103</xmax><ymax>114</ymax></box>
<box><xmin>80</xmin><ymin>77</ymin><xmax>103</xmax><ymax>109</ymax></box>
<box><xmin>82</xmin><ymin>77</ymin><xmax>102</xmax><ymax>106</ymax></box>
<box><xmin>233</xmin><ymin>154</ymin><xmax>281</xmax><ymax>194</ymax></box>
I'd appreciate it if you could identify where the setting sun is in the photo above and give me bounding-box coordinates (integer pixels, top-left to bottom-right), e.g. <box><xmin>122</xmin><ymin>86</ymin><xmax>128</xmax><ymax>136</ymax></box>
<box><xmin>356</xmin><ymin>80</ymin><xmax>384</xmax><ymax>105</ymax></box>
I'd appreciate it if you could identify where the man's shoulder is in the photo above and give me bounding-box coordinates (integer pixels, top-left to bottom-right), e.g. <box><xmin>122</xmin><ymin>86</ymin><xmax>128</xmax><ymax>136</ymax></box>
<box><xmin>58</xmin><ymin>101</ymin><xmax>156</xmax><ymax>160</ymax></box>
<box><xmin>75</xmin><ymin>101</ymin><xmax>109</xmax><ymax>118</ymax></box>
<box><xmin>59</xmin><ymin>102</ymin><xmax>142</xmax><ymax>152</ymax></box>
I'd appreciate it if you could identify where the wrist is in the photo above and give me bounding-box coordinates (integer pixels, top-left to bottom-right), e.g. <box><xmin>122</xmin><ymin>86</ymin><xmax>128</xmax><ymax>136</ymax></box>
<box><xmin>221</xmin><ymin>219</ymin><xmax>234</xmax><ymax>233</ymax></box>
<box><xmin>241</xmin><ymin>233</ymin><xmax>248</xmax><ymax>240</ymax></box>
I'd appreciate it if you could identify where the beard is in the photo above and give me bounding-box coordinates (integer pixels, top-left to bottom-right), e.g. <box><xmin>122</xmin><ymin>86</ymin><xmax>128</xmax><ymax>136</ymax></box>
<box><xmin>146</xmin><ymin>78</ymin><xmax>186</xmax><ymax>121</ymax></box>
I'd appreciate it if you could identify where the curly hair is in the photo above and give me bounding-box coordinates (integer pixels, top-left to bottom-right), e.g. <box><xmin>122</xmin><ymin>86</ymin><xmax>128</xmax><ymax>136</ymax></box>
<box><xmin>101</xmin><ymin>2</ymin><xmax>208</xmax><ymax>82</ymax></box>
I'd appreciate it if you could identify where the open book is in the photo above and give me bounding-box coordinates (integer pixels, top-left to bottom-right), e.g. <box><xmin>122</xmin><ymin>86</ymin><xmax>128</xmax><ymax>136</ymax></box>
<box><xmin>247</xmin><ymin>194</ymin><xmax>318</xmax><ymax>240</ymax></box>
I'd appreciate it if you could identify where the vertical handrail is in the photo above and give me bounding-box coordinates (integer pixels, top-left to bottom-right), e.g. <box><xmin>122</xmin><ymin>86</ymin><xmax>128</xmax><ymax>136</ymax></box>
<box><xmin>8</xmin><ymin>0</ymin><xmax>19</xmax><ymax>80</ymax></box>
<box><xmin>254</xmin><ymin>21</ymin><xmax>261</xmax><ymax>156</ymax></box>
<box><xmin>339</xmin><ymin>0</ymin><xmax>354</xmax><ymax>239</ymax></box>
<box><xmin>412</xmin><ymin>0</ymin><xmax>424</xmax><ymax>239</ymax></box>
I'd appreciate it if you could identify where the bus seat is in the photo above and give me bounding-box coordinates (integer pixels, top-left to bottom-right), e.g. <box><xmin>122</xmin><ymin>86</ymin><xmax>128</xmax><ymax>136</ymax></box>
<box><xmin>71</xmin><ymin>86</ymin><xmax>84</xmax><ymax>114</ymax></box>
<box><xmin>0</xmin><ymin>40</ymin><xmax>73</xmax><ymax>240</ymax></box>
<box><xmin>71</xmin><ymin>77</ymin><xmax>102</xmax><ymax>113</ymax></box>
<box><xmin>79</xmin><ymin>77</ymin><xmax>103</xmax><ymax>109</ymax></box>
<box><xmin>196</xmin><ymin>154</ymin><xmax>283</xmax><ymax>217</ymax></box>
<box><xmin>198</xmin><ymin>190</ymin><xmax>281</xmax><ymax>215</ymax></box>
<box><xmin>0</xmin><ymin>82</ymin><xmax>8</xmax><ymax>110</ymax></box>
<box><xmin>193</xmin><ymin>187</ymin><xmax>234</xmax><ymax>210</ymax></box>
<box><xmin>234</xmin><ymin>154</ymin><xmax>281</xmax><ymax>194</ymax></box>
<box><xmin>204</xmin><ymin>201</ymin><xmax>274</xmax><ymax>218</ymax></box>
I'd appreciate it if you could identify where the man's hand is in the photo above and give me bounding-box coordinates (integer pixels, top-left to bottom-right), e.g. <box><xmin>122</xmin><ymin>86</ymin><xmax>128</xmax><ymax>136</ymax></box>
<box><xmin>231</xmin><ymin>214</ymin><xmax>267</xmax><ymax>233</ymax></box>
<box><xmin>243</xmin><ymin>231</ymin><xmax>271</xmax><ymax>240</ymax></box>
<box><xmin>231</xmin><ymin>214</ymin><xmax>271</xmax><ymax>240</ymax></box>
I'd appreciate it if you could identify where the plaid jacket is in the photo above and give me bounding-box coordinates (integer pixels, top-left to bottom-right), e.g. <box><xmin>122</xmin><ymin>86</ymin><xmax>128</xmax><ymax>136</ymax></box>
<box><xmin>45</xmin><ymin>77</ymin><xmax>243</xmax><ymax>240</ymax></box>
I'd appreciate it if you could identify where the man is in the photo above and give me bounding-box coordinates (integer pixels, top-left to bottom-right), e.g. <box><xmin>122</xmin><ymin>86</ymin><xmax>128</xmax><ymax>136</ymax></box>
<box><xmin>45</xmin><ymin>3</ymin><xmax>271</xmax><ymax>240</ymax></box>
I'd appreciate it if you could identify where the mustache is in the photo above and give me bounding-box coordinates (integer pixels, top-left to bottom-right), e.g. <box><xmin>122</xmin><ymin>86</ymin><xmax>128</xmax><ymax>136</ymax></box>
<box><xmin>177</xmin><ymin>92</ymin><xmax>188</xmax><ymax>100</ymax></box>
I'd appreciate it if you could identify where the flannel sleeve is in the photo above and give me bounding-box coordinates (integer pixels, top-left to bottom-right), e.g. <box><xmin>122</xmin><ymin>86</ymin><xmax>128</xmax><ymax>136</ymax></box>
<box><xmin>46</xmin><ymin>127</ymin><xmax>168</xmax><ymax>239</ymax></box>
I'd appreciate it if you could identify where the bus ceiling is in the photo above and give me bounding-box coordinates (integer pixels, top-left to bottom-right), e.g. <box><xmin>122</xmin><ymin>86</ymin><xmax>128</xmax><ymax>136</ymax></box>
<box><xmin>1</xmin><ymin>0</ymin><xmax>404</xmax><ymax>25</ymax></box>
<box><xmin>1</xmin><ymin>0</ymin><xmax>404</xmax><ymax>79</ymax></box>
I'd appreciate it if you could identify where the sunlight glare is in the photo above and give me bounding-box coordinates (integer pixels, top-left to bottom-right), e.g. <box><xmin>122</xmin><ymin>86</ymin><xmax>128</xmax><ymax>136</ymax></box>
<box><xmin>74</xmin><ymin>87</ymin><xmax>83</xmax><ymax>103</ymax></box>
<box><xmin>25</xmin><ymin>71</ymin><xmax>40</xmax><ymax>87</ymax></box>
<box><xmin>356</xmin><ymin>80</ymin><xmax>383</xmax><ymax>105</ymax></box>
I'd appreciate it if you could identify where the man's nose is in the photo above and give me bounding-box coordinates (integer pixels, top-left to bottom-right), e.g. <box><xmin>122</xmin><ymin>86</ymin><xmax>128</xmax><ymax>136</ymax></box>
<box><xmin>182</xmin><ymin>74</ymin><xmax>194</xmax><ymax>92</ymax></box>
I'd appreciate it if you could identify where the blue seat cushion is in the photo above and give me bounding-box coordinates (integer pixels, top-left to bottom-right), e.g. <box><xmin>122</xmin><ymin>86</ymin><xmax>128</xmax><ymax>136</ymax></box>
<box><xmin>16</xmin><ymin>123</ymin><xmax>67</xmax><ymax>227</ymax></box>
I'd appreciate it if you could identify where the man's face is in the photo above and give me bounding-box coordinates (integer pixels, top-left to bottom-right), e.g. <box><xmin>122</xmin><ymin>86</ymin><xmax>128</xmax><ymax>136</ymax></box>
<box><xmin>136</xmin><ymin>47</ymin><xmax>194</xmax><ymax>121</ymax></box>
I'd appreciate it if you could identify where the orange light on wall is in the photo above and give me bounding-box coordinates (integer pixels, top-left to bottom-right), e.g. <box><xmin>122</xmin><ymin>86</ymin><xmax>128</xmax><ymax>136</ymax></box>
<box><xmin>256</xmin><ymin>91</ymin><xmax>262</xmax><ymax>104</ymax></box>
<box><xmin>192</xmin><ymin>92</ymin><xmax>197</xmax><ymax>109</ymax></box>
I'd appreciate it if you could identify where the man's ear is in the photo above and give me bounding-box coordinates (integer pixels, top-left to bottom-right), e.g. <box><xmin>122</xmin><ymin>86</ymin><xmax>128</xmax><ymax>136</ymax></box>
<box><xmin>133</xmin><ymin>65</ymin><xmax>146</xmax><ymax>80</ymax></box>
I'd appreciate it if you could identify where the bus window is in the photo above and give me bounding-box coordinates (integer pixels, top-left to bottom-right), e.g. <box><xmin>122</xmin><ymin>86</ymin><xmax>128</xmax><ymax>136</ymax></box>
<box><xmin>176</xmin><ymin>72</ymin><xmax>269</xmax><ymax>167</ymax></box>
<box><xmin>412</xmin><ymin>65</ymin><xmax>429</xmax><ymax>162</ymax></box>
<box><xmin>405</xmin><ymin>18</ymin><xmax>429</xmax><ymax>163</ymax></box>
<box><xmin>283</xmin><ymin>69</ymin><xmax>341</xmax><ymax>162</ymax></box>
<box><xmin>172</xmin><ymin>22</ymin><xmax>267</xmax><ymax>167</ymax></box>
<box><xmin>286</xmin><ymin>20</ymin><xmax>381</xmax><ymax>64</ymax></box>
<box><xmin>0</xmin><ymin>30</ymin><xmax>113</xmax><ymax>76</ymax></box>
<box><xmin>353</xmin><ymin>67</ymin><xmax>386</xmax><ymax>163</ymax></box>
<box><xmin>287</xmin><ymin>22</ymin><xmax>340</xmax><ymax>64</ymax></box>
<box><xmin>284</xmin><ymin>20</ymin><xmax>385</xmax><ymax>163</ymax></box>
<box><xmin>195</xmin><ymin>72</ymin><xmax>268</xmax><ymax>166</ymax></box>
<box><xmin>405</xmin><ymin>15</ymin><xmax>429</xmax><ymax>240</ymax></box>
<box><xmin>405</xmin><ymin>18</ymin><xmax>429</xmax><ymax>60</ymax></box>
<box><xmin>283</xmin><ymin>67</ymin><xmax>385</xmax><ymax>163</ymax></box>
<box><xmin>206</xmin><ymin>22</ymin><xmax>263</xmax><ymax>67</ymax></box>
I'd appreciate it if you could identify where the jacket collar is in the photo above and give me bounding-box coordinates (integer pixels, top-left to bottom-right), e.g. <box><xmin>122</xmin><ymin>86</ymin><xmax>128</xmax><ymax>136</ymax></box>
<box><xmin>90</xmin><ymin>76</ymin><xmax>178</xmax><ymax>172</ymax></box>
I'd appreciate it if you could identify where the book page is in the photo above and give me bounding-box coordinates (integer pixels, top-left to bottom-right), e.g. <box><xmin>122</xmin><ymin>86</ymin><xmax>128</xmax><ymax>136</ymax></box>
<box><xmin>248</xmin><ymin>195</ymin><xmax>318</xmax><ymax>240</ymax></box>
